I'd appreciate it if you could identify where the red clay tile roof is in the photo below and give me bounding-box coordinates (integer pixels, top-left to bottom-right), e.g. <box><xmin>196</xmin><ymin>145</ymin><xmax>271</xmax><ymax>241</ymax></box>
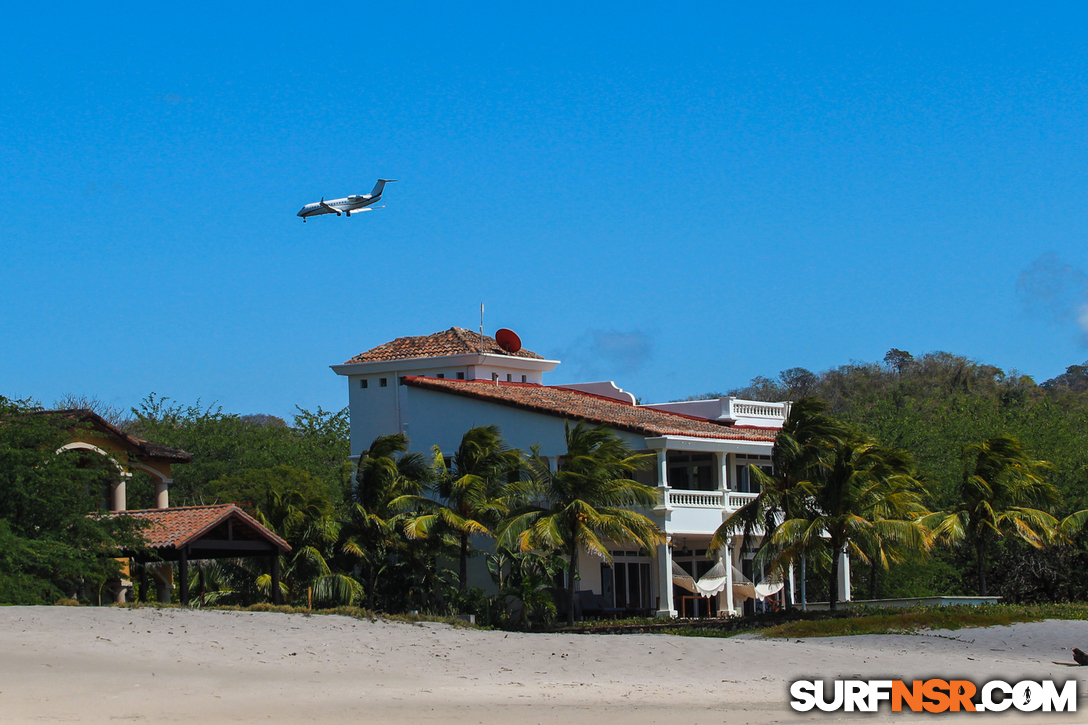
<box><xmin>403</xmin><ymin>377</ymin><xmax>778</xmax><ymax>442</ymax></box>
<box><xmin>32</xmin><ymin>409</ymin><xmax>193</xmax><ymax>462</ymax></box>
<box><xmin>114</xmin><ymin>504</ymin><xmax>291</xmax><ymax>552</ymax></box>
<box><xmin>345</xmin><ymin>327</ymin><xmax>544</xmax><ymax>364</ymax></box>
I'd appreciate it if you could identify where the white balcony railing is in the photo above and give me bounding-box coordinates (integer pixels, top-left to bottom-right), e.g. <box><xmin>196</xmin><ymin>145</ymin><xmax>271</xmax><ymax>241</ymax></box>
<box><xmin>727</xmin><ymin>400</ymin><xmax>789</xmax><ymax>420</ymax></box>
<box><xmin>661</xmin><ymin>489</ymin><xmax>759</xmax><ymax>511</ymax></box>
<box><xmin>727</xmin><ymin>491</ymin><xmax>758</xmax><ymax>510</ymax></box>
<box><xmin>666</xmin><ymin>490</ymin><xmax>724</xmax><ymax>508</ymax></box>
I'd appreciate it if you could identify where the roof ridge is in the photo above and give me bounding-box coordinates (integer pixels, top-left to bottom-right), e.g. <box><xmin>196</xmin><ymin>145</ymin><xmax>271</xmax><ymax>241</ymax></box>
<box><xmin>344</xmin><ymin>327</ymin><xmax>543</xmax><ymax>364</ymax></box>
<box><xmin>125</xmin><ymin>503</ymin><xmax>237</xmax><ymax>514</ymax></box>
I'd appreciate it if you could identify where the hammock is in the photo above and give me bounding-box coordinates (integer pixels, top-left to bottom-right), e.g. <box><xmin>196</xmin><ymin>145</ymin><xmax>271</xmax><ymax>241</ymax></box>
<box><xmin>671</xmin><ymin>560</ymin><xmax>731</xmax><ymax>598</ymax></box>
<box><xmin>672</xmin><ymin>560</ymin><xmax>786</xmax><ymax>601</ymax></box>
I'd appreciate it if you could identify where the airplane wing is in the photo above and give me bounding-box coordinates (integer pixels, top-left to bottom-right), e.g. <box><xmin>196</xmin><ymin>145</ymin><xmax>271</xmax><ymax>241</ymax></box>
<box><xmin>346</xmin><ymin>205</ymin><xmax>385</xmax><ymax>215</ymax></box>
<box><xmin>319</xmin><ymin>201</ymin><xmax>340</xmax><ymax>214</ymax></box>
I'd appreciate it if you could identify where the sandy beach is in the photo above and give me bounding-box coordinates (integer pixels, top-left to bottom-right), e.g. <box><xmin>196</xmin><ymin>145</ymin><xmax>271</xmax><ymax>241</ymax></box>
<box><xmin>1</xmin><ymin>607</ymin><xmax>1086</xmax><ymax>724</ymax></box>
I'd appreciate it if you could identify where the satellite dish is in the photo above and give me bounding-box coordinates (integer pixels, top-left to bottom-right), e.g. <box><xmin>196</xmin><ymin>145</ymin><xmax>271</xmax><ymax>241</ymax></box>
<box><xmin>495</xmin><ymin>328</ymin><xmax>522</xmax><ymax>354</ymax></box>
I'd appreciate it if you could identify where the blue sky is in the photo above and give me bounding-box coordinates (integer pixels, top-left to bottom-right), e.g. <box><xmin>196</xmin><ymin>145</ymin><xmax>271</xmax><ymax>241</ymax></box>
<box><xmin>3</xmin><ymin>3</ymin><xmax>1088</xmax><ymax>419</ymax></box>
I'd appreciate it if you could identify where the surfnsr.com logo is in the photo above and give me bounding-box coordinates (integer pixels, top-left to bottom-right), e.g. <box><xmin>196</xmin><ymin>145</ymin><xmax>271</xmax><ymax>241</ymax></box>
<box><xmin>790</xmin><ymin>679</ymin><xmax>1078</xmax><ymax>713</ymax></box>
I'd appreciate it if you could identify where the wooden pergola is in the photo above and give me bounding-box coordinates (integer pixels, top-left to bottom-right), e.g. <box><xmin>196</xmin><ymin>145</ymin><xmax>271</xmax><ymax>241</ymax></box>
<box><xmin>112</xmin><ymin>504</ymin><xmax>292</xmax><ymax>605</ymax></box>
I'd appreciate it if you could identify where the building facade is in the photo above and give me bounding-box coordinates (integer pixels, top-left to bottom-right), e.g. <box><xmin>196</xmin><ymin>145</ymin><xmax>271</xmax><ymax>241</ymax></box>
<box><xmin>333</xmin><ymin>328</ymin><xmax>850</xmax><ymax>617</ymax></box>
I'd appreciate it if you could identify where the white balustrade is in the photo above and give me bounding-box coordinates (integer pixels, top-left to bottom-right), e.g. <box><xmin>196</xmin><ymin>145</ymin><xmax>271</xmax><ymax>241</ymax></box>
<box><xmin>661</xmin><ymin>489</ymin><xmax>759</xmax><ymax>512</ymax></box>
<box><xmin>723</xmin><ymin>398</ymin><xmax>790</xmax><ymax>424</ymax></box>
<box><xmin>665</xmin><ymin>490</ymin><xmax>724</xmax><ymax>508</ymax></box>
<box><xmin>727</xmin><ymin>491</ymin><xmax>758</xmax><ymax>510</ymax></box>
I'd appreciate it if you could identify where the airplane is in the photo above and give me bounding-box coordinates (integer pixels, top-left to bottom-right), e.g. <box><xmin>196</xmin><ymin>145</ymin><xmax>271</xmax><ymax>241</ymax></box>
<box><xmin>297</xmin><ymin>179</ymin><xmax>396</xmax><ymax>221</ymax></box>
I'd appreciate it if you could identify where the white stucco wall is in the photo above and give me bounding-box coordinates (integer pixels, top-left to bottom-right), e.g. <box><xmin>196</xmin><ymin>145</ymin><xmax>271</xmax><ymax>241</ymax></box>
<box><xmin>401</xmin><ymin>386</ymin><xmax>648</xmax><ymax>458</ymax></box>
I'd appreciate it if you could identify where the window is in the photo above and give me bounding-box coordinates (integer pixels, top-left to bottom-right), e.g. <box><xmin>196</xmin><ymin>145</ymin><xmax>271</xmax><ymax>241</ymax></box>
<box><xmin>359</xmin><ymin>379</ymin><xmax>367</xmax><ymax>389</ymax></box>
<box><xmin>436</xmin><ymin>373</ymin><xmax>445</xmax><ymax>379</ymax></box>
<box><xmin>491</xmin><ymin>373</ymin><xmax>499</xmax><ymax>382</ymax></box>
<box><xmin>506</xmin><ymin>373</ymin><xmax>512</xmax><ymax>382</ymax></box>
<box><xmin>456</xmin><ymin>372</ymin><xmax>465</xmax><ymax>380</ymax></box>
<box><xmin>735</xmin><ymin>464</ymin><xmax>771</xmax><ymax>493</ymax></box>
<box><xmin>379</xmin><ymin>378</ymin><xmax>388</xmax><ymax>388</ymax></box>
<box><xmin>521</xmin><ymin>375</ymin><xmax>527</xmax><ymax>383</ymax></box>
<box><xmin>667</xmin><ymin>453</ymin><xmax>716</xmax><ymax>490</ymax></box>
<box><xmin>603</xmin><ymin>560</ymin><xmax>652</xmax><ymax>610</ymax></box>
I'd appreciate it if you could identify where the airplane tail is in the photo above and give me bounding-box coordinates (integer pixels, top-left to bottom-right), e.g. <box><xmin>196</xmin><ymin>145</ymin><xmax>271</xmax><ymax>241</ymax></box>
<box><xmin>369</xmin><ymin>179</ymin><xmax>396</xmax><ymax>197</ymax></box>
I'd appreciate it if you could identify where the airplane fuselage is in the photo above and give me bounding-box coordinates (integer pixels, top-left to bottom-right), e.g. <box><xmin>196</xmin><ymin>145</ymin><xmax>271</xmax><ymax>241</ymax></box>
<box><xmin>297</xmin><ymin>195</ymin><xmax>376</xmax><ymax>218</ymax></box>
<box><xmin>297</xmin><ymin>179</ymin><xmax>395</xmax><ymax>220</ymax></box>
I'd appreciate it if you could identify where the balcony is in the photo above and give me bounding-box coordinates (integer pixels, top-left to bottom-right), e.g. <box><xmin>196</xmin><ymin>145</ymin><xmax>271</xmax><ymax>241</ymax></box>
<box><xmin>640</xmin><ymin>397</ymin><xmax>789</xmax><ymax>426</ymax></box>
<box><xmin>660</xmin><ymin>489</ymin><xmax>758</xmax><ymax>510</ymax></box>
<box><xmin>657</xmin><ymin>489</ymin><xmax>760</xmax><ymax>535</ymax></box>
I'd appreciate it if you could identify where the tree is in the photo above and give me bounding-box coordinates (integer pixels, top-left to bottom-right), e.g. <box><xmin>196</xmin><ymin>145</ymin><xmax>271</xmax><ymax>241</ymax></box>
<box><xmin>253</xmin><ymin>486</ymin><xmax>361</xmax><ymax>607</ymax></box>
<box><xmin>497</xmin><ymin>423</ymin><xmax>664</xmax><ymax>626</ymax></box>
<box><xmin>883</xmin><ymin>349</ymin><xmax>914</xmax><ymax>375</ymax></box>
<box><xmin>0</xmin><ymin>400</ymin><xmax>150</xmax><ymax>602</ymax></box>
<box><xmin>767</xmin><ymin>433</ymin><xmax>930</xmax><ymax>610</ymax></box>
<box><xmin>486</xmin><ymin>547</ymin><xmax>566</xmax><ymax>630</ymax></box>
<box><xmin>341</xmin><ymin>433</ymin><xmax>431</xmax><ymax>610</ymax></box>
<box><xmin>126</xmin><ymin>394</ymin><xmax>351</xmax><ymax>506</ymax></box>
<box><xmin>923</xmin><ymin>435</ymin><xmax>1058</xmax><ymax>595</ymax></box>
<box><xmin>710</xmin><ymin>398</ymin><xmax>842</xmax><ymax>607</ymax></box>
<box><xmin>399</xmin><ymin>425</ymin><xmax>522</xmax><ymax>591</ymax></box>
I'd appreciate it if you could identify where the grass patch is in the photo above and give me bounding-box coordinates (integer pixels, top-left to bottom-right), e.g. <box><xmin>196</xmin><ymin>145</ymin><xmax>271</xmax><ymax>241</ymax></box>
<box><xmin>113</xmin><ymin>601</ymin><xmax>484</xmax><ymax>628</ymax></box>
<box><xmin>762</xmin><ymin>603</ymin><xmax>1088</xmax><ymax>639</ymax></box>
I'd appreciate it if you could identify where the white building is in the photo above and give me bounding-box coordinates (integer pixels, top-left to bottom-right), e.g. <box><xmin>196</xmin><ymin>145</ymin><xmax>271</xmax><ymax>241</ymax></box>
<box><xmin>333</xmin><ymin>327</ymin><xmax>849</xmax><ymax>617</ymax></box>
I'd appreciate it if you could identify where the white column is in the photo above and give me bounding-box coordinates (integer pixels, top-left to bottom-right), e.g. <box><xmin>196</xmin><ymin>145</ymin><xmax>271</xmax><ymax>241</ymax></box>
<box><xmin>154</xmin><ymin>478</ymin><xmax>172</xmax><ymax>509</ymax></box>
<box><xmin>717</xmin><ymin>452</ymin><xmax>729</xmax><ymax>490</ymax></box>
<box><xmin>656</xmin><ymin>450</ymin><xmax>668</xmax><ymax>487</ymax></box>
<box><xmin>111</xmin><ymin>473</ymin><xmax>130</xmax><ymax>511</ymax></box>
<box><xmin>655</xmin><ymin>539</ymin><xmax>676</xmax><ymax>617</ymax></box>
<box><xmin>788</xmin><ymin>562</ymin><xmax>796</xmax><ymax>608</ymax></box>
<box><xmin>837</xmin><ymin>552</ymin><xmax>852</xmax><ymax>602</ymax></box>
<box><xmin>723</xmin><ymin>542</ymin><xmax>734</xmax><ymax>616</ymax></box>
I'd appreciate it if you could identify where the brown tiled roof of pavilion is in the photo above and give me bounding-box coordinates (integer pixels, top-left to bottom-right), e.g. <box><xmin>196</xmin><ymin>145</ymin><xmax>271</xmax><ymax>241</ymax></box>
<box><xmin>116</xmin><ymin>504</ymin><xmax>290</xmax><ymax>552</ymax></box>
<box><xmin>403</xmin><ymin>377</ymin><xmax>778</xmax><ymax>442</ymax></box>
<box><xmin>345</xmin><ymin>327</ymin><xmax>545</xmax><ymax>364</ymax></box>
<box><xmin>29</xmin><ymin>409</ymin><xmax>193</xmax><ymax>462</ymax></box>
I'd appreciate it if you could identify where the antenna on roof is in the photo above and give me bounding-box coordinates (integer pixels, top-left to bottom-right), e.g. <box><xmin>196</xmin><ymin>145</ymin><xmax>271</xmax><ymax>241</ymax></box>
<box><xmin>479</xmin><ymin>303</ymin><xmax>484</xmax><ymax>353</ymax></box>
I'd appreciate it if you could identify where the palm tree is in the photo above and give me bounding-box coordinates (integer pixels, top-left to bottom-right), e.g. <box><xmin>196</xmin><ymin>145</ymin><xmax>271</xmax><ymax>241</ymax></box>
<box><xmin>487</xmin><ymin>547</ymin><xmax>566</xmax><ymax>630</ymax></box>
<box><xmin>341</xmin><ymin>433</ymin><xmax>431</xmax><ymax>609</ymax></box>
<box><xmin>398</xmin><ymin>425</ymin><xmax>522</xmax><ymax>592</ymax></box>
<box><xmin>710</xmin><ymin>398</ymin><xmax>842</xmax><ymax>607</ymax></box>
<box><xmin>923</xmin><ymin>435</ymin><xmax>1058</xmax><ymax>596</ymax></box>
<box><xmin>497</xmin><ymin>422</ymin><xmax>664</xmax><ymax>626</ymax></box>
<box><xmin>768</xmin><ymin>433</ymin><xmax>930</xmax><ymax>610</ymax></box>
<box><xmin>254</xmin><ymin>487</ymin><xmax>362</xmax><ymax>607</ymax></box>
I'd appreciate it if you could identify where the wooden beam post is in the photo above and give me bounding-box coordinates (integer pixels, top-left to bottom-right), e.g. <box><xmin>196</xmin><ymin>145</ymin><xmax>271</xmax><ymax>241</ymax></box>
<box><xmin>271</xmin><ymin>554</ymin><xmax>282</xmax><ymax>605</ymax></box>
<box><xmin>139</xmin><ymin>564</ymin><xmax>148</xmax><ymax>603</ymax></box>
<box><xmin>179</xmin><ymin>548</ymin><xmax>189</xmax><ymax>606</ymax></box>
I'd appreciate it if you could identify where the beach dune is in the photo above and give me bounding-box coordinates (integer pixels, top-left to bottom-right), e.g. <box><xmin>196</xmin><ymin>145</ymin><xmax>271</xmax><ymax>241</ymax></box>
<box><xmin>0</xmin><ymin>607</ymin><xmax>1085</xmax><ymax>724</ymax></box>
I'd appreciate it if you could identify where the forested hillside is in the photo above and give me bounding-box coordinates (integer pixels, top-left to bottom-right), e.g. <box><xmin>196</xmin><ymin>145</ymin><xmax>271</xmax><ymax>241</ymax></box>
<box><xmin>709</xmin><ymin>350</ymin><xmax>1088</xmax><ymax>602</ymax></box>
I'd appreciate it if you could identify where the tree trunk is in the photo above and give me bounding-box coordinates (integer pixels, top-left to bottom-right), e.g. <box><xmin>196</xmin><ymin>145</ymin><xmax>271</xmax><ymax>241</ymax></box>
<box><xmin>800</xmin><ymin>554</ymin><xmax>807</xmax><ymax>610</ymax></box>
<box><xmin>976</xmin><ymin>540</ymin><xmax>988</xmax><ymax>596</ymax></box>
<box><xmin>366</xmin><ymin>564</ymin><xmax>377</xmax><ymax>610</ymax></box>
<box><xmin>459</xmin><ymin>532</ymin><xmax>469</xmax><ymax>592</ymax></box>
<box><xmin>828</xmin><ymin>548</ymin><xmax>839</xmax><ymax>612</ymax></box>
<box><xmin>566</xmin><ymin>525</ymin><xmax>580</xmax><ymax>626</ymax></box>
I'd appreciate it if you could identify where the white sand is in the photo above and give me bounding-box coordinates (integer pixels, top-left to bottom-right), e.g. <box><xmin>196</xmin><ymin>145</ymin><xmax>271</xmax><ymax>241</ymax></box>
<box><xmin>1</xmin><ymin>607</ymin><xmax>1087</xmax><ymax>724</ymax></box>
